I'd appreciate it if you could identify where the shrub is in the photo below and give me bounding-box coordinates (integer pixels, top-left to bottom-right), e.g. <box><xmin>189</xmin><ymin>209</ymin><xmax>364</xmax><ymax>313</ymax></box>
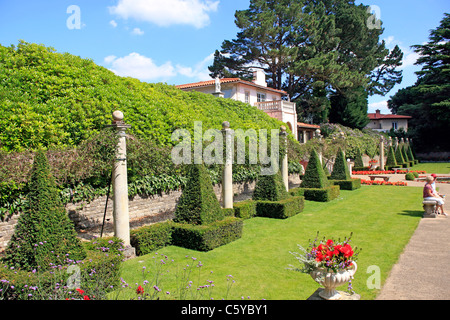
<box><xmin>255</xmin><ymin>196</ymin><xmax>304</xmax><ymax>219</ymax></box>
<box><xmin>394</xmin><ymin>146</ymin><xmax>407</xmax><ymax>168</ymax></box>
<box><xmin>130</xmin><ymin>222</ymin><xmax>174</xmax><ymax>256</ymax></box>
<box><xmin>174</xmin><ymin>164</ymin><xmax>224</xmax><ymax>225</ymax></box>
<box><xmin>301</xmin><ymin>148</ymin><xmax>329</xmax><ymax>189</ymax></box>
<box><xmin>405</xmin><ymin>172</ymin><xmax>415</xmax><ymax>181</ymax></box>
<box><xmin>2</xmin><ymin>149</ymin><xmax>86</xmax><ymax>271</ymax></box>
<box><xmin>233</xmin><ymin>200</ymin><xmax>257</xmax><ymax>220</ymax></box>
<box><xmin>354</xmin><ymin>148</ymin><xmax>364</xmax><ymax>168</ymax></box>
<box><xmin>171</xmin><ymin>217</ymin><xmax>243</xmax><ymax>252</ymax></box>
<box><xmin>330</xmin><ymin>178</ymin><xmax>361</xmax><ymax>190</ymax></box>
<box><xmin>302</xmin><ymin>185</ymin><xmax>340</xmax><ymax>202</ymax></box>
<box><xmin>330</xmin><ymin>148</ymin><xmax>351</xmax><ymax>181</ymax></box>
<box><xmin>252</xmin><ymin>170</ymin><xmax>289</xmax><ymax>201</ymax></box>
<box><xmin>385</xmin><ymin>145</ymin><xmax>397</xmax><ymax>170</ymax></box>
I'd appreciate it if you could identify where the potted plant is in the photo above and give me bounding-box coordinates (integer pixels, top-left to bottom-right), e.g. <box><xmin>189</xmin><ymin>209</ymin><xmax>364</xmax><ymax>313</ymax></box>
<box><xmin>289</xmin><ymin>233</ymin><xmax>361</xmax><ymax>300</ymax></box>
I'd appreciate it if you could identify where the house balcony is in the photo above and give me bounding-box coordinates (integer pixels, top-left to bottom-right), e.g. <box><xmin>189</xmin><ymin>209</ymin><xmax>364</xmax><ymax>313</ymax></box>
<box><xmin>254</xmin><ymin>100</ymin><xmax>296</xmax><ymax>113</ymax></box>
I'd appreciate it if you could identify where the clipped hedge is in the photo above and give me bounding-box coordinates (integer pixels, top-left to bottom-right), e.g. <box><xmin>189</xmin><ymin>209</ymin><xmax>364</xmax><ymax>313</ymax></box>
<box><xmin>302</xmin><ymin>185</ymin><xmax>340</xmax><ymax>202</ymax></box>
<box><xmin>252</xmin><ymin>171</ymin><xmax>289</xmax><ymax>202</ymax></box>
<box><xmin>171</xmin><ymin>217</ymin><xmax>243</xmax><ymax>252</ymax></box>
<box><xmin>300</xmin><ymin>148</ymin><xmax>329</xmax><ymax>189</ymax></box>
<box><xmin>330</xmin><ymin>178</ymin><xmax>361</xmax><ymax>190</ymax></box>
<box><xmin>233</xmin><ymin>200</ymin><xmax>257</xmax><ymax>220</ymax></box>
<box><xmin>330</xmin><ymin>147</ymin><xmax>351</xmax><ymax>181</ymax></box>
<box><xmin>130</xmin><ymin>221</ymin><xmax>174</xmax><ymax>256</ymax></box>
<box><xmin>255</xmin><ymin>196</ymin><xmax>304</xmax><ymax>219</ymax></box>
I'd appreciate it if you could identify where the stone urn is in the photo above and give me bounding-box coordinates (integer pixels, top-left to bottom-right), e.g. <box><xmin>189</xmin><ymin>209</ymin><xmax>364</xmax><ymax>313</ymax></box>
<box><xmin>310</xmin><ymin>262</ymin><xmax>357</xmax><ymax>300</ymax></box>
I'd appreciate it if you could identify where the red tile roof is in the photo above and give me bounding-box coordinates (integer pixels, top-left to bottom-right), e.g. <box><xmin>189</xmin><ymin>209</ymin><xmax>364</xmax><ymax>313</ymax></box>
<box><xmin>297</xmin><ymin>122</ymin><xmax>321</xmax><ymax>129</ymax></box>
<box><xmin>176</xmin><ymin>78</ymin><xmax>288</xmax><ymax>95</ymax></box>
<box><xmin>368</xmin><ymin>112</ymin><xmax>412</xmax><ymax>120</ymax></box>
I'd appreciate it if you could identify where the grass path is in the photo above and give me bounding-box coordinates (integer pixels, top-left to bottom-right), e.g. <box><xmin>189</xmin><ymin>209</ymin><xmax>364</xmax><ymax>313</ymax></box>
<box><xmin>118</xmin><ymin>185</ymin><xmax>423</xmax><ymax>300</ymax></box>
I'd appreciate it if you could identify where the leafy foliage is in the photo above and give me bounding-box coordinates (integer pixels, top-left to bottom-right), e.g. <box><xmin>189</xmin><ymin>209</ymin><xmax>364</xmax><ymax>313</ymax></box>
<box><xmin>330</xmin><ymin>147</ymin><xmax>351</xmax><ymax>180</ymax></box>
<box><xmin>252</xmin><ymin>170</ymin><xmax>289</xmax><ymax>202</ymax></box>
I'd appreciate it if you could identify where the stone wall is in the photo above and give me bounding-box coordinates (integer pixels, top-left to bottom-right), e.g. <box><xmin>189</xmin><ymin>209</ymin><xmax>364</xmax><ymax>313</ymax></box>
<box><xmin>0</xmin><ymin>174</ymin><xmax>301</xmax><ymax>252</ymax></box>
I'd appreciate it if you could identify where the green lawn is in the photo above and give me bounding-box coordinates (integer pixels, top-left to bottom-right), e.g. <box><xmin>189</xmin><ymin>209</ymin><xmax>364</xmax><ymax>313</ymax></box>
<box><xmin>116</xmin><ymin>185</ymin><xmax>423</xmax><ymax>301</ymax></box>
<box><xmin>411</xmin><ymin>162</ymin><xmax>450</xmax><ymax>174</ymax></box>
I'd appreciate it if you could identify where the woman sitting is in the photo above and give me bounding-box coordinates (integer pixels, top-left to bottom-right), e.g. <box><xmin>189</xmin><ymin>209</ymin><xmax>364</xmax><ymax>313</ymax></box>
<box><xmin>424</xmin><ymin>176</ymin><xmax>446</xmax><ymax>216</ymax></box>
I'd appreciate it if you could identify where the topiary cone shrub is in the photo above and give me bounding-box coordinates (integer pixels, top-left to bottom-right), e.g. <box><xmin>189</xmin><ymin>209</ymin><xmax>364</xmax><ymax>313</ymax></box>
<box><xmin>2</xmin><ymin>149</ymin><xmax>86</xmax><ymax>271</ymax></box>
<box><xmin>394</xmin><ymin>145</ymin><xmax>407</xmax><ymax>168</ymax></box>
<box><xmin>329</xmin><ymin>148</ymin><xmax>361</xmax><ymax>191</ymax></box>
<box><xmin>173</xmin><ymin>164</ymin><xmax>224</xmax><ymax>225</ymax></box>
<box><xmin>385</xmin><ymin>145</ymin><xmax>397</xmax><ymax>170</ymax></box>
<box><xmin>251</xmin><ymin>170</ymin><xmax>304</xmax><ymax>219</ymax></box>
<box><xmin>299</xmin><ymin>148</ymin><xmax>340</xmax><ymax>202</ymax></box>
<box><xmin>172</xmin><ymin>163</ymin><xmax>242</xmax><ymax>252</ymax></box>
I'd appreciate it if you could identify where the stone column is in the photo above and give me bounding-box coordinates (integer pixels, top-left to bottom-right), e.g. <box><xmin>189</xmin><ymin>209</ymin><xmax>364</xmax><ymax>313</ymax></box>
<box><xmin>221</xmin><ymin>121</ymin><xmax>233</xmax><ymax>209</ymax></box>
<box><xmin>379</xmin><ymin>139</ymin><xmax>385</xmax><ymax>170</ymax></box>
<box><xmin>280</xmin><ymin>126</ymin><xmax>289</xmax><ymax>191</ymax></box>
<box><xmin>108</xmin><ymin>111</ymin><xmax>133</xmax><ymax>254</ymax></box>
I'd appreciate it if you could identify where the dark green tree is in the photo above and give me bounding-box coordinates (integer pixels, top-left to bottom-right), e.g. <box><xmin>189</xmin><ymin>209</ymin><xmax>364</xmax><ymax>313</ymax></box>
<box><xmin>329</xmin><ymin>86</ymin><xmax>370</xmax><ymax>129</ymax></box>
<box><xmin>388</xmin><ymin>13</ymin><xmax>450</xmax><ymax>152</ymax></box>
<box><xmin>3</xmin><ymin>150</ymin><xmax>86</xmax><ymax>271</ymax></box>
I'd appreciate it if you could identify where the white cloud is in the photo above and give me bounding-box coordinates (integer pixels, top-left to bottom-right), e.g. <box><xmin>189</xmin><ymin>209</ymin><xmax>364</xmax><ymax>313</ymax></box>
<box><xmin>368</xmin><ymin>101</ymin><xmax>391</xmax><ymax>114</ymax></box>
<box><xmin>176</xmin><ymin>53</ymin><xmax>214</xmax><ymax>80</ymax></box>
<box><xmin>110</xmin><ymin>20</ymin><xmax>118</xmax><ymax>28</ymax></box>
<box><xmin>131</xmin><ymin>27</ymin><xmax>144</xmax><ymax>35</ymax></box>
<box><xmin>109</xmin><ymin>0</ymin><xmax>219</xmax><ymax>29</ymax></box>
<box><xmin>104</xmin><ymin>53</ymin><xmax>176</xmax><ymax>81</ymax></box>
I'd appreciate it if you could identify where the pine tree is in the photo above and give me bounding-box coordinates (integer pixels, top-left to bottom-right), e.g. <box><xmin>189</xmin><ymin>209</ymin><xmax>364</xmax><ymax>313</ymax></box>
<box><xmin>3</xmin><ymin>150</ymin><xmax>86</xmax><ymax>271</ymax></box>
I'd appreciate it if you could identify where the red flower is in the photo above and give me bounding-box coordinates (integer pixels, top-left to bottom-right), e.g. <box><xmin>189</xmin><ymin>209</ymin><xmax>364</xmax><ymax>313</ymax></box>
<box><xmin>83</xmin><ymin>295</ymin><xmax>90</xmax><ymax>300</ymax></box>
<box><xmin>316</xmin><ymin>252</ymin><xmax>324</xmax><ymax>262</ymax></box>
<box><xmin>136</xmin><ymin>285</ymin><xmax>144</xmax><ymax>295</ymax></box>
<box><xmin>76</xmin><ymin>288</ymin><xmax>84</xmax><ymax>295</ymax></box>
<box><xmin>326</xmin><ymin>239</ymin><xmax>334</xmax><ymax>247</ymax></box>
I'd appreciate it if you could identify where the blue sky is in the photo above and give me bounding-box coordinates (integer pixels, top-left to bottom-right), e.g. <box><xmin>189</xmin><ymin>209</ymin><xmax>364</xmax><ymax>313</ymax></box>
<box><xmin>0</xmin><ymin>0</ymin><xmax>448</xmax><ymax>114</ymax></box>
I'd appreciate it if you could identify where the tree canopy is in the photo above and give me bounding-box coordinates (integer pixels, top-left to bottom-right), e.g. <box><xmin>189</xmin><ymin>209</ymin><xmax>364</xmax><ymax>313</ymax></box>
<box><xmin>209</xmin><ymin>0</ymin><xmax>403</xmax><ymax>126</ymax></box>
<box><xmin>388</xmin><ymin>13</ymin><xmax>450</xmax><ymax>152</ymax></box>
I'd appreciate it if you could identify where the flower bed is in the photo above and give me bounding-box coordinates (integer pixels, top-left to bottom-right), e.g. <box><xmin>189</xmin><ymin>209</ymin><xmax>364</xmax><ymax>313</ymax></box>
<box><xmin>361</xmin><ymin>179</ymin><xmax>408</xmax><ymax>186</ymax></box>
<box><xmin>353</xmin><ymin>170</ymin><xmax>426</xmax><ymax>175</ymax></box>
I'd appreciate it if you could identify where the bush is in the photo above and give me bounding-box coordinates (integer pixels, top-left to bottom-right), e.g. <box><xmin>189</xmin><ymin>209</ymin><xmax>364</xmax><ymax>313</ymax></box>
<box><xmin>302</xmin><ymin>185</ymin><xmax>340</xmax><ymax>202</ymax></box>
<box><xmin>300</xmin><ymin>148</ymin><xmax>329</xmax><ymax>189</ymax></box>
<box><xmin>394</xmin><ymin>145</ymin><xmax>407</xmax><ymax>168</ymax></box>
<box><xmin>289</xmin><ymin>188</ymin><xmax>305</xmax><ymax>197</ymax></box>
<box><xmin>330</xmin><ymin>178</ymin><xmax>361</xmax><ymax>190</ymax></box>
<box><xmin>0</xmin><ymin>237</ymin><xmax>123</xmax><ymax>300</ymax></box>
<box><xmin>330</xmin><ymin>148</ymin><xmax>351</xmax><ymax>180</ymax></box>
<box><xmin>171</xmin><ymin>217</ymin><xmax>243</xmax><ymax>252</ymax></box>
<box><xmin>174</xmin><ymin>164</ymin><xmax>224</xmax><ymax>225</ymax></box>
<box><xmin>405</xmin><ymin>172</ymin><xmax>415</xmax><ymax>181</ymax></box>
<box><xmin>130</xmin><ymin>222</ymin><xmax>174</xmax><ymax>256</ymax></box>
<box><xmin>252</xmin><ymin>170</ymin><xmax>289</xmax><ymax>201</ymax></box>
<box><xmin>233</xmin><ymin>200</ymin><xmax>257</xmax><ymax>220</ymax></box>
<box><xmin>385</xmin><ymin>145</ymin><xmax>397</xmax><ymax>169</ymax></box>
<box><xmin>255</xmin><ymin>196</ymin><xmax>304</xmax><ymax>219</ymax></box>
<box><xmin>2</xmin><ymin>149</ymin><xmax>86</xmax><ymax>271</ymax></box>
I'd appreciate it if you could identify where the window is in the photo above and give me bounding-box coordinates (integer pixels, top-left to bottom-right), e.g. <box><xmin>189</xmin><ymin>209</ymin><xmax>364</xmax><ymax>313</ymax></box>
<box><xmin>257</xmin><ymin>93</ymin><xmax>266</xmax><ymax>102</ymax></box>
<box><xmin>245</xmin><ymin>91</ymin><xmax>250</xmax><ymax>104</ymax></box>
<box><xmin>392</xmin><ymin>122</ymin><xmax>398</xmax><ymax>130</ymax></box>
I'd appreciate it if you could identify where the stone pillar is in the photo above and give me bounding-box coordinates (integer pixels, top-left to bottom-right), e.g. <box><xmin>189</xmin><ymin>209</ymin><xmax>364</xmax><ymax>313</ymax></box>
<box><xmin>108</xmin><ymin>111</ymin><xmax>133</xmax><ymax>254</ymax></box>
<box><xmin>379</xmin><ymin>139</ymin><xmax>385</xmax><ymax>171</ymax></box>
<box><xmin>221</xmin><ymin>121</ymin><xmax>234</xmax><ymax>209</ymax></box>
<box><xmin>280</xmin><ymin>126</ymin><xmax>289</xmax><ymax>191</ymax></box>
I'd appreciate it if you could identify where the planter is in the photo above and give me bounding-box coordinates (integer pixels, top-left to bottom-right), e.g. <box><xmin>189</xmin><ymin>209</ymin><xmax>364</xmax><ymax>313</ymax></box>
<box><xmin>310</xmin><ymin>261</ymin><xmax>357</xmax><ymax>300</ymax></box>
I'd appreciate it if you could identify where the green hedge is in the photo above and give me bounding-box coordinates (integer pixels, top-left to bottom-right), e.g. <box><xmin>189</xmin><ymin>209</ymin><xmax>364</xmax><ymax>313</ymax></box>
<box><xmin>171</xmin><ymin>217</ymin><xmax>243</xmax><ymax>252</ymax></box>
<box><xmin>130</xmin><ymin>221</ymin><xmax>174</xmax><ymax>256</ymax></box>
<box><xmin>301</xmin><ymin>185</ymin><xmax>340</xmax><ymax>202</ymax></box>
<box><xmin>252</xmin><ymin>171</ymin><xmax>289</xmax><ymax>201</ymax></box>
<box><xmin>330</xmin><ymin>178</ymin><xmax>361</xmax><ymax>190</ymax></box>
<box><xmin>255</xmin><ymin>196</ymin><xmax>304</xmax><ymax>219</ymax></box>
<box><xmin>233</xmin><ymin>200</ymin><xmax>257</xmax><ymax>220</ymax></box>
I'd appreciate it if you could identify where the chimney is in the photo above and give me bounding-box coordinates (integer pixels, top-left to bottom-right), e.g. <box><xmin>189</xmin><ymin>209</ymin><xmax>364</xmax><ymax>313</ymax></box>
<box><xmin>252</xmin><ymin>69</ymin><xmax>267</xmax><ymax>87</ymax></box>
<box><xmin>376</xmin><ymin>109</ymin><xmax>381</xmax><ymax>115</ymax></box>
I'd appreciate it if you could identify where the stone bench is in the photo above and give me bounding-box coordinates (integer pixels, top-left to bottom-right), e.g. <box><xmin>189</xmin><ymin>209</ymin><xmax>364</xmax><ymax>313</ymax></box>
<box><xmin>423</xmin><ymin>200</ymin><xmax>437</xmax><ymax>218</ymax></box>
<box><xmin>368</xmin><ymin>175</ymin><xmax>390</xmax><ymax>182</ymax></box>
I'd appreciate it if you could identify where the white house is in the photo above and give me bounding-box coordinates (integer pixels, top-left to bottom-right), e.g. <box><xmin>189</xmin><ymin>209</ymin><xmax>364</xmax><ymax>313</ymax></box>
<box><xmin>366</xmin><ymin>109</ymin><xmax>412</xmax><ymax>132</ymax></box>
<box><xmin>176</xmin><ymin>69</ymin><xmax>298</xmax><ymax>140</ymax></box>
